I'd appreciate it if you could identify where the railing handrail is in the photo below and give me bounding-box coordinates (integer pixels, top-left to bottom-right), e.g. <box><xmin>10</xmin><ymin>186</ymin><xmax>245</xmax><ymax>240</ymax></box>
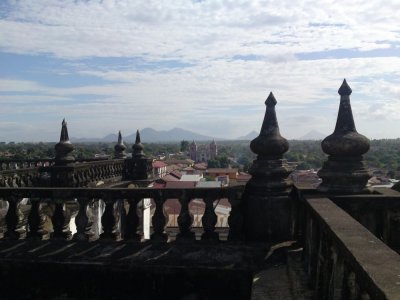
<box><xmin>0</xmin><ymin>186</ymin><xmax>244</xmax><ymax>198</ymax></box>
<box><xmin>305</xmin><ymin>196</ymin><xmax>400</xmax><ymax>299</ymax></box>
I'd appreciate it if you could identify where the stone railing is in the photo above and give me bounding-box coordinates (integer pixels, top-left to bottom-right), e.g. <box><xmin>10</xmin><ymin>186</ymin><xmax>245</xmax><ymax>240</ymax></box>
<box><xmin>328</xmin><ymin>188</ymin><xmax>400</xmax><ymax>254</ymax></box>
<box><xmin>0</xmin><ymin>158</ymin><xmax>120</xmax><ymax>188</ymax></box>
<box><xmin>38</xmin><ymin>159</ymin><xmax>125</xmax><ymax>187</ymax></box>
<box><xmin>299</xmin><ymin>194</ymin><xmax>400</xmax><ymax>299</ymax></box>
<box><xmin>0</xmin><ymin>168</ymin><xmax>41</xmax><ymax>187</ymax></box>
<box><xmin>0</xmin><ymin>159</ymin><xmax>54</xmax><ymax>171</ymax></box>
<box><xmin>0</xmin><ymin>186</ymin><xmax>244</xmax><ymax>241</ymax></box>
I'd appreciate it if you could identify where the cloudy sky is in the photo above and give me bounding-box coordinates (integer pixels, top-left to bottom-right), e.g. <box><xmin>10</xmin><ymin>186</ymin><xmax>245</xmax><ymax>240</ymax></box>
<box><xmin>0</xmin><ymin>0</ymin><xmax>399</xmax><ymax>142</ymax></box>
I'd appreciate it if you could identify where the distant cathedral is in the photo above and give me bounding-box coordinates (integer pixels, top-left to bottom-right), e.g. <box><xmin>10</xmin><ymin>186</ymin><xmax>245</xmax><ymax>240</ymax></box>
<box><xmin>189</xmin><ymin>140</ymin><xmax>217</xmax><ymax>162</ymax></box>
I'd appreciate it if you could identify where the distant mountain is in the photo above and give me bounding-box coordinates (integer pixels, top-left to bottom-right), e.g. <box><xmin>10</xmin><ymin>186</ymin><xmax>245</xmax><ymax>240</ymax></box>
<box><xmin>237</xmin><ymin>131</ymin><xmax>258</xmax><ymax>140</ymax></box>
<box><xmin>72</xmin><ymin>127</ymin><xmax>220</xmax><ymax>143</ymax></box>
<box><xmin>298</xmin><ymin>130</ymin><xmax>326</xmax><ymax>140</ymax></box>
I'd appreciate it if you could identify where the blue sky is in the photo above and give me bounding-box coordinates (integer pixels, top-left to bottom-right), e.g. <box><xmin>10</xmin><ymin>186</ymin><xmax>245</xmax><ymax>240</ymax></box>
<box><xmin>0</xmin><ymin>0</ymin><xmax>399</xmax><ymax>141</ymax></box>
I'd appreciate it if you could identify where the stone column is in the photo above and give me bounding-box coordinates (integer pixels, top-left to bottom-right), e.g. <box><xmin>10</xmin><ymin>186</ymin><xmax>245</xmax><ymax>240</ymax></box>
<box><xmin>48</xmin><ymin>119</ymin><xmax>77</xmax><ymax>239</ymax></box>
<box><xmin>242</xmin><ymin>92</ymin><xmax>293</xmax><ymax>242</ymax></box>
<box><xmin>51</xmin><ymin>119</ymin><xmax>76</xmax><ymax>187</ymax></box>
<box><xmin>318</xmin><ymin>79</ymin><xmax>371</xmax><ymax>194</ymax></box>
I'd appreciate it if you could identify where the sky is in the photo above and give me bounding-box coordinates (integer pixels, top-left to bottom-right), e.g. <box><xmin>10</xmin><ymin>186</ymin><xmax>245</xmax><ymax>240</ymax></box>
<box><xmin>0</xmin><ymin>0</ymin><xmax>399</xmax><ymax>142</ymax></box>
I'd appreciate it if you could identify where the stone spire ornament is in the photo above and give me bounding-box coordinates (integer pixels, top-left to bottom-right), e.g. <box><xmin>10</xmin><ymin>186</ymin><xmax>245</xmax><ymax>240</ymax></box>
<box><xmin>114</xmin><ymin>131</ymin><xmax>127</xmax><ymax>159</ymax></box>
<box><xmin>242</xmin><ymin>92</ymin><xmax>293</xmax><ymax>242</ymax></box>
<box><xmin>132</xmin><ymin>129</ymin><xmax>144</xmax><ymax>158</ymax></box>
<box><xmin>123</xmin><ymin>129</ymin><xmax>151</xmax><ymax>181</ymax></box>
<box><xmin>54</xmin><ymin>119</ymin><xmax>75</xmax><ymax>165</ymax></box>
<box><xmin>318</xmin><ymin>79</ymin><xmax>371</xmax><ymax>193</ymax></box>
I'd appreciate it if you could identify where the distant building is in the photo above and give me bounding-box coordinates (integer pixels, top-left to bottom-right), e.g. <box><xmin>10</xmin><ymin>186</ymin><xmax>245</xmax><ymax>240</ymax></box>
<box><xmin>152</xmin><ymin>160</ymin><xmax>167</xmax><ymax>178</ymax></box>
<box><xmin>189</xmin><ymin>140</ymin><xmax>217</xmax><ymax>162</ymax></box>
<box><xmin>205</xmin><ymin>168</ymin><xmax>238</xmax><ymax>180</ymax></box>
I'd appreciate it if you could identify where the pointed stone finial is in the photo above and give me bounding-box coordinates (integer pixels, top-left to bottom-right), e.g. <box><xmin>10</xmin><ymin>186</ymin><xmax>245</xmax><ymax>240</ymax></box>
<box><xmin>265</xmin><ymin>91</ymin><xmax>277</xmax><ymax>106</ymax></box>
<box><xmin>338</xmin><ymin>78</ymin><xmax>352</xmax><ymax>96</ymax></box>
<box><xmin>242</xmin><ymin>92</ymin><xmax>293</xmax><ymax>243</ymax></box>
<box><xmin>321</xmin><ymin>79</ymin><xmax>369</xmax><ymax>157</ymax></box>
<box><xmin>114</xmin><ymin>130</ymin><xmax>127</xmax><ymax>159</ymax></box>
<box><xmin>318</xmin><ymin>80</ymin><xmax>371</xmax><ymax>194</ymax></box>
<box><xmin>54</xmin><ymin>119</ymin><xmax>74</xmax><ymax>165</ymax></box>
<box><xmin>250</xmin><ymin>92</ymin><xmax>289</xmax><ymax>159</ymax></box>
<box><xmin>60</xmin><ymin>118</ymin><xmax>69</xmax><ymax>142</ymax></box>
<box><xmin>132</xmin><ymin>129</ymin><xmax>144</xmax><ymax>157</ymax></box>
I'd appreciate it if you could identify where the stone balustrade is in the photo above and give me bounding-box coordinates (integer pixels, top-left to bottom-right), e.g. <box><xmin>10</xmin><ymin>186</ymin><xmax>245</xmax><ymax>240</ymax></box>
<box><xmin>39</xmin><ymin>158</ymin><xmax>126</xmax><ymax>187</ymax></box>
<box><xmin>0</xmin><ymin>159</ymin><xmax>54</xmax><ymax>171</ymax></box>
<box><xmin>299</xmin><ymin>195</ymin><xmax>400</xmax><ymax>299</ymax></box>
<box><xmin>0</xmin><ymin>158</ymin><xmax>122</xmax><ymax>187</ymax></box>
<box><xmin>0</xmin><ymin>186</ymin><xmax>244</xmax><ymax>242</ymax></box>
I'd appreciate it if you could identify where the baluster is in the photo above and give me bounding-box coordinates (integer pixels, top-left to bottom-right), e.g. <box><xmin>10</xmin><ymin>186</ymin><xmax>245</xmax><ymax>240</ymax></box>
<box><xmin>73</xmin><ymin>197</ymin><xmax>90</xmax><ymax>241</ymax></box>
<box><xmin>329</xmin><ymin>246</ymin><xmax>344</xmax><ymax>299</ymax></box>
<box><xmin>4</xmin><ymin>196</ymin><xmax>23</xmax><ymax>240</ymax></box>
<box><xmin>176</xmin><ymin>191</ymin><xmax>195</xmax><ymax>241</ymax></box>
<box><xmin>346</xmin><ymin>272</ymin><xmax>358</xmax><ymax>300</ymax></box>
<box><xmin>51</xmin><ymin>199</ymin><xmax>71</xmax><ymax>239</ymax></box>
<box><xmin>201</xmin><ymin>197</ymin><xmax>219</xmax><ymax>241</ymax></box>
<box><xmin>151</xmin><ymin>191</ymin><xmax>168</xmax><ymax>242</ymax></box>
<box><xmin>124</xmin><ymin>197</ymin><xmax>141</xmax><ymax>241</ymax></box>
<box><xmin>316</xmin><ymin>231</ymin><xmax>331</xmax><ymax>299</ymax></box>
<box><xmin>87</xmin><ymin>199</ymin><xmax>102</xmax><ymax>239</ymax></box>
<box><xmin>228</xmin><ymin>190</ymin><xmax>244</xmax><ymax>241</ymax></box>
<box><xmin>27</xmin><ymin>198</ymin><xmax>44</xmax><ymax>239</ymax></box>
<box><xmin>100</xmin><ymin>198</ymin><xmax>117</xmax><ymax>240</ymax></box>
<box><xmin>360</xmin><ymin>292</ymin><xmax>370</xmax><ymax>300</ymax></box>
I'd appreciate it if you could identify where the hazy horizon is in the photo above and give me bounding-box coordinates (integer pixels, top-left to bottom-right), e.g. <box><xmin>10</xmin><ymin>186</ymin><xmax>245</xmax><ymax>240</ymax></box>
<box><xmin>0</xmin><ymin>1</ymin><xmax>399</xmax><ymax>142</ymax></box>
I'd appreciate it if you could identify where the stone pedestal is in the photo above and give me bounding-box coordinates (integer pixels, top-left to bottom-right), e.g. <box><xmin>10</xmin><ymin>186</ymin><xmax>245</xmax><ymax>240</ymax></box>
<box><xmin>318</xmin><ymin>156</ymin><xmax>371</xmax><ymax>194</ymax></box>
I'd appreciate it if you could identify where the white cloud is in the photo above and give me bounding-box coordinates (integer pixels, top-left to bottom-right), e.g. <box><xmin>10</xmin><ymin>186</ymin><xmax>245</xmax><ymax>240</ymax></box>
<box><xmin>1</xmin><ymin>0</ymin><xmax>399</xmax><ymax>60</ymax></box>
<box><xmin>0</xmin><ymin>0</ymin><xmax>399</xmax><ymax>141</ymax></box>
<box><xmin>1</xmin><ymin>55</ymin><xmax>399</xmax><ymax>141</ymax></box>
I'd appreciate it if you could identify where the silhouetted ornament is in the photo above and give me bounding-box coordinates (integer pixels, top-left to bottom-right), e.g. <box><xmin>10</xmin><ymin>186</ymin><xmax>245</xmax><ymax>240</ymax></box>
<box><xmin>250</xmin><ymin>92</ymin><xmax>289</xmax><ymax>159</ymax></box>
<box><xmin>321</xmin><ymin>79</ymin><xmax>370</xmax><ymax>157</ymax></box>
<box><xmin>132</xmin><ymin>130</ymin><xmax>144</xmax><ymax>157</ymax></box>
<box><xmin>114</xmin><ymin>131</ymin><xmax>127</xmax><ymax>159</ymax></box>
<box><xmin>318</xmin><ymin>79</ymin><xmax>371</xmax><ymax>194</ymax></box>
<box><xmin>242</xmin><ymin>92</ymin><xmax>293</xmax><ymax>243</ymax></box>
<box><xmin>54</xmin><ymin>119</ymin><xmax>75</xmax><ymax>165</ymax></box>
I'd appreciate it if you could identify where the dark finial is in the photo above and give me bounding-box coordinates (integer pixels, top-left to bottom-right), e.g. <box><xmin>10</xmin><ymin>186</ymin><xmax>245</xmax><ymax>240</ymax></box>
<box><xmin>114</xmin><ymin>130</ymin><xmax>127</xmax><ymax>159</ymax></box>
<box><xmin>338</xmin><ymin>79</ymin><xmax>352</xmax><ymax>96</ymax></box>
<box><xmin>55</xmin><ymin>118</ymin><xmax>74</xmax><ymax>165</ymax></box>
<box><xmin>318</xmin><ymin>80</ymin><xmax>371</xmax><ymax>194</ymax></box>
<box><xmin>135</xmin><ymin>129</ymin><xmax>141</xmax><ymax>144</ymax></box>
<box><xmin>250</xmin><ymin>92</ymin><xmax>288</xmax><ymax>158</ymax></box>
<box><xmin>60</xmin><ymin>118</ymin><xmax>69</xmax><ymax>142</ymax></box>
<box><xmin>132</xmin><ymin>129</ymin><xmax>144</xmax><ymax>157</ymax></box>
<box><xmin>321</xmin><ymin>80</ymin><xmax>369</xmax><ymax>156</ymax></box>
<box><xmin>265</xmin><ymin>92</ymin><xmax>277</xmax><ymax>106</ymax></box>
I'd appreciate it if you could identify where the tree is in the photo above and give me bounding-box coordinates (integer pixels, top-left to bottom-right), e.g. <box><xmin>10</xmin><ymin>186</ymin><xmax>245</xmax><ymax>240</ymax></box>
<box><xmin>180</xmin><ymin>140</ymin><xmax>189</xmax><ymax>152</ymax></box>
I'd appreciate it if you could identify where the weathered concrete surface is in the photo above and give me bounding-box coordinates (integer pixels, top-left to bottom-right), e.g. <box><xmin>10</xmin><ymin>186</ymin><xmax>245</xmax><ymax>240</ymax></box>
<box><xmin>0</xmin><ymin>240</ymin><xmax>315</xmax><ymax>299</ymax></box>
<box><xmin>0</xmin><ymin>241</ymin><xmax>268</xmax><ymax>299</ymax></box>
<box><xmin>252</xmin><ymin>242</ymin><xmax>313</xmax><ymax>300</ymax></box>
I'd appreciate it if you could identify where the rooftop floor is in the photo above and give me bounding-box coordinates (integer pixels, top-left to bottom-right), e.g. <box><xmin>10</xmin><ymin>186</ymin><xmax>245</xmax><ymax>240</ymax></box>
<box><xmin>0</xmin><ymin>240</ymin><xmax>312</xmax><ymax>299</ymax></box>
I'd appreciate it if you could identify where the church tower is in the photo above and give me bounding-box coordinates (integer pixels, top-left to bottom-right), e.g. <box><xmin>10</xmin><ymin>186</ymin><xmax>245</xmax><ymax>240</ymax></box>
<box><xmin>210</xmin><ymin>140</ymin><xmax>217</xmax><ymax>160</ymax></box>
<box><xmin>190</xmin><ymin>141</ymin><xmax>197</xmax><ymax>161</ymax></box>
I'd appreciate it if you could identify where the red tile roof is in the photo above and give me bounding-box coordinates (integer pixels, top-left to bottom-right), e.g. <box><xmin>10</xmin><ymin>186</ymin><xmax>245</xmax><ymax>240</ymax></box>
<box><xmin>170</xmin><ymin>170</ymin><xmax>182</xmax><ymax>179</ymax></box>
<box><xmin>152</xmin><ymin>161</ymin><xmax>167</xmax><ymax>168</ymax></box>
<box><xmin>165</xmin><ymin>181</ymin><xmax>196</xmax><ymax>188</ymax></box>
<box><xmin>206</xmin><ymin>168</ymin><xmax>238</xmax><ymax>173</ymax></box>
<box><xmin>159</xmin><ymin>174</ymin><xmax>180</xmax><ymax>182</ymax></box>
